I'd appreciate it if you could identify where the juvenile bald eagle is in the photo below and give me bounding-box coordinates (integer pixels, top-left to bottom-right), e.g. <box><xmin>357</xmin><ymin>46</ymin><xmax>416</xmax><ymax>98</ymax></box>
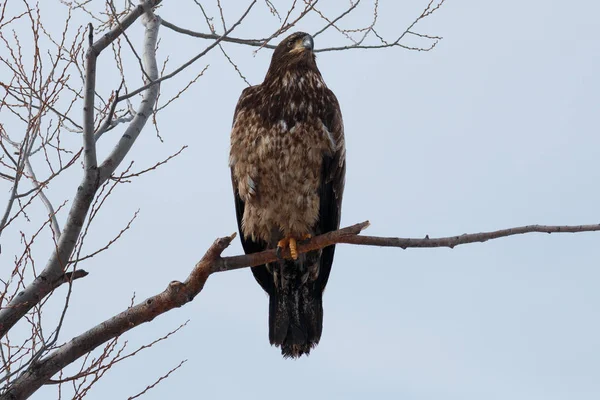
<box><xmin>229</xmin><ymin>32</ymin><xmax>346</xmax><ymax>358</ymax></box>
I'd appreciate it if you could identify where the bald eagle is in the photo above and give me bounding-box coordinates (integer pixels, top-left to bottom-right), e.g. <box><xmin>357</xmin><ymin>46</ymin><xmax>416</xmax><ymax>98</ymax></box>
<box><xmin>230</xmin><ymin>32</ymin><xmax>345</xmax><ymax>358</ymax></box>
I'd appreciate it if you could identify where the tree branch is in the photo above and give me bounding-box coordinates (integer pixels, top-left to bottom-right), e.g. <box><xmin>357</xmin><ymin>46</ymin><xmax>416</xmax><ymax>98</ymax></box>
<box><xmin>117</xmin><ymin>0</ymin><xmax>258</xmax><ymax>103</ymax></box>
<box><xmin>338</xmin><ymin>223</ymin><xmax>600</xmax><ymax>249</ymax></box>
<box><xmin>93</xmin><ymin>81</ymin><xmax>125</xmax><ymax>143</ymax></box>
<box><xmin>23</xmin><ymin>157</ymin><xmax>61</xmax><ymax>240</ymax></box>
<box><xmin>0</xmin><ymin>0</ymin><xmax>162</xmax><ymax>341</ymax></box>
<box><xmin>0</xmin><ymin>132</ymin><xmax>35</xmax><ymax>238</ymax></box>
<box><xmin>215</xmin><ymin>221</ymin><xmax>370</xmax><ymax>272</ymax></box>
<box><xmin>82</xmin><ymin>23</ymin><xmax>98</xmax><ymax>171</ymax></box>
<box><xmin>0</xmin><ymin>234</ymin><xmax>234</xmax><ymax>399</ymax></box>
<box><xmin>5</xmin><ymin>219</ymin><xmax>600</xmax><ymax>398</ymax></box>
<box><xmin>312</xmin><ymin>0</ymin><xmax>362</xmax><ymax>38</ymax></box>
<box><xmin>97</xmin><ymin>9</ymin><xmax>161</xmax><ymax>183</ymax></box>
<box><xmin>160</xmin><ymin>0</ymin><xmax>443</xmax><ymax>54</ymax></box>
<box><xmin>160</xmin><ymin>18</ymin><xmax>276</xmax><ymax>49</ymax></box>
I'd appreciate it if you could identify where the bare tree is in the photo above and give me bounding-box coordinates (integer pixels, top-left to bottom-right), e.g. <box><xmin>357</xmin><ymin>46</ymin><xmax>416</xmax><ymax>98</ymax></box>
<box><xmin>0</xmin><ymin>0</ymin><xmax>596</xmax><ymax>399</ymax></box>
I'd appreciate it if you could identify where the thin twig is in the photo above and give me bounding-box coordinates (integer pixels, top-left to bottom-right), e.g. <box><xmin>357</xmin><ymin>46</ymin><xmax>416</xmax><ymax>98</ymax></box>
<box><xmin>312</xmin><ymin>0</ymin><xmax>361</xmax><ymax>38</ymax></box>
<box><xmin>119</xmin><ymin>1</ymin><xmax>258</xmax><ymax>102</ymax></box>
<box><xmin>160</xmin><ymin>19</ymin><xmax>275</xmax><ymax>49</ymax></box>
<box><xmin>23</xmin><ymin>157</ymin><xmax>61</xmax><ymax>239</ymax></box>
<box><xmin>127</xmin><ymin>360</ymin><xmax>186</xmax><ymax>400</ymax></box>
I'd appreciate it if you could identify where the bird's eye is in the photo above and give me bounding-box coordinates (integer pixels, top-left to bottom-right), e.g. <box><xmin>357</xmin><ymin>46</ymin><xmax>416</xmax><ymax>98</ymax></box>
<box><xmin>287</xmin><ymin>40</ymin><xmax>294</xmax><ymax>48</ymax></box>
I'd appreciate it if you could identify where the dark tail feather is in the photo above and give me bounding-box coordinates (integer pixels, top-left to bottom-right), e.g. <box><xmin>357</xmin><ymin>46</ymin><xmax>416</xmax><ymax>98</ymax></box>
<box><xmin>268</xmin><ymin>281</ymin><xmax>323</xmax><ymax>358</ymax></box>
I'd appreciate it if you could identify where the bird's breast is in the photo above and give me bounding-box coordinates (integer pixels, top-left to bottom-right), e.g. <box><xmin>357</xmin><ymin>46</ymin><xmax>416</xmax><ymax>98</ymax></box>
<box><xmin>230</xmin><ymin>113</ymin><xmax>332</xmax><ymax>242</ymax></box>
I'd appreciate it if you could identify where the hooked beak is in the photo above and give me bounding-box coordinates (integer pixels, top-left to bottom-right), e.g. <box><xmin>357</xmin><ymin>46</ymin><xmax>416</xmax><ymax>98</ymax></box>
<box><xmin>302</xmin><ymin>34</ymin><xmax>314</xmax><ymax>51</ymax></box>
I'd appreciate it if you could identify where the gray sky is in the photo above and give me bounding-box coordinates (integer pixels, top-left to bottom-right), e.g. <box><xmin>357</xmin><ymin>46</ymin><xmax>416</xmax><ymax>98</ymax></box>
<box><xmin>2</xmin><ymin>1</ymin><xmax>600</xmax><ymax>399</ymax></box>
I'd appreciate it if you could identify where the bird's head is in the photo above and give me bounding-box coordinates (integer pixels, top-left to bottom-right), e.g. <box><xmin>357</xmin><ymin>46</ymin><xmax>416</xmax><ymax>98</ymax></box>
<box><xmin>266</xmin><ymin>32</ymin><xmax>317</xmax><ymax>77</ymax></box>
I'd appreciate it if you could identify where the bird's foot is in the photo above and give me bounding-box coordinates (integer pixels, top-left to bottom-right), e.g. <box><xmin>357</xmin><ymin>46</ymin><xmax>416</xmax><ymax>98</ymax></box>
<box><xmin>277</xmin><ymin>237</ymin><xmax>298</xmax><ymax>260</ymax></box>
<box><xmin>277</xmin><ymin>234</ymin><xmax>312</xmax><ymax>260</ymax></box>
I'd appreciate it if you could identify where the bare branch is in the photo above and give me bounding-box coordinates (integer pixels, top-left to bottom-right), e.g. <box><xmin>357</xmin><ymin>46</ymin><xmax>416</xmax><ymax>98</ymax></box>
<box><xmin>15</xmin><ymin>149</ymin><xmax>82</xmax><ymax>199</ymax></box>
<box><xmin>0</xmin><ymin>131</ymin><xmax>36</xmax><ymax>238</ymax></box>
<box><xmin>118</xmin><ymin>0</ymin><xmax>258</xmax><ymax>103</ymax></box>
<box><xmin>218</xmin><ymin>44</ymin><xmax>251</xmax><ymax>86</ymax></box>
<box><xmin>67</xmin><ymin>210</ymin><xmax>138</xmax><ymax>263</ymax></box>
<box><xmin>340</xmin><ymin>223</ymin><xmax>600</xmax><ymax>249</ymax></box>
<box><xmin>312</xmin><ymin>0</ymin><xmax>362</xmax><ymax>38</ymax></box>
<box><xmin>127</xmin><ymin>359</ymin><xmax>186</xmax><ymax>400</ymax></box>
<box><xmin>110</xmin><ymin>145</ymin><xmax>187</xmax><ymax>181</ymax></box>
<box><xmin>107</xmin><ymin>2</ymin><xmax>151</xmax><ymax>81</ymax></box>
<box><xmin>217</xmin><ymin>222</ymin><xmax>369</xmax><ymax>272</ymax></box>
<box><xmin>252</xmin><ymin>0</ymin><xmax>319</xmax><ymax>53</ymax></box>
<box><xmin>85</xmin><ymin>22</ymin><xmax>100</xmax><ymax>170</ymax></box>
<box><xmin>61</xmin><ymin>270</ymin><xmax>88</xmax><ymax>283</ymax></box>
<box><xmin>160</xmin><ymin>18</ymin><xmax>276</xmax><ymax>49</ymax></box>
<box><xmin>23</xmin><ymin>157</ymin><xmax>60</xmax><ymax>239</ymax></box>
<box><xmin>0</xmin><ymin>0</ymin><xmax>162</xmax><ymax>341</ymax></box>
<box><xmin>93</xmin><ymin>81</ymin><xmax>125</xmax><ymax>142</ymax></box>
<box><xmin>0</xmin><ymin>172</ymin><xmax>22</xmax><ymax>238</ymax></box>
<box><xmin>5</xmin><ymin>217</ymin><xmax>600</xmax><ymax>397</ymax></box>
<box><xmin>316</xmin><ymin>0</ymin><xmax>445</xmax><ymax>53</ymax></box>
<box><xmin>0</xmin><ymin>172</ymin><xmax>14</xmax><ymax>182</ymax></box>
<box><xmin>90</xmin><ymin>0</ymin><xmax>162</xmax><ymax>55</ymax></box>
<box><xmin>45</xmin><ymin>321</ymin><xmax>187</xmax><ymax>386</ymax></box>
<box><xmin>160</xmin><ymin>0</ymin><xmax>444</xmax><ymax>55</ymax></box>
<box><xmin>0</xmin><ymin>234</ymin><xmax>233</xmax><ymax>399</ymax></box>
<box><xmin>216</xmin><ymin>221</ymin><xmax>600</xmax><ymax>272</ymax></box>
<box><xmin>97</xmin><ymin>9</ymin><xmax>161</xmax><ymax>183</ymax></box>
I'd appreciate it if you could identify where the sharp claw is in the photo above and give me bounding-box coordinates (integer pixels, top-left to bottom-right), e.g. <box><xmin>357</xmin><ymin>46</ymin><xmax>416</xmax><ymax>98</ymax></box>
<box><xmin>276</xmin><ymin>246</ymin><xmax>283</xmax><ymax>260</ymax></box>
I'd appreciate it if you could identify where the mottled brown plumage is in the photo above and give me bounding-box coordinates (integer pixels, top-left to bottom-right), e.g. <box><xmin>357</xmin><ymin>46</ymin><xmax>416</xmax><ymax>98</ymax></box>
<box><xmin>229</xmin><ymin>32</ymin><xmax>345</xmax><ymax>358</ymax></box>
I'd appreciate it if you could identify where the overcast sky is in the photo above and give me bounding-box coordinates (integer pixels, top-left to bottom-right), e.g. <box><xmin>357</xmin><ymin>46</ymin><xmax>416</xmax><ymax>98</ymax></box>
<box><xmin>2</xmin><ymin>1</ymin><xmax>600</xmax><ymax>399</ymax></box>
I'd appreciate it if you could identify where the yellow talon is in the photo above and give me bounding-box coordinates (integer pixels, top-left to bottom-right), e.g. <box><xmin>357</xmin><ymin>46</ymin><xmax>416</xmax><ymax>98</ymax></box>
<box><xmin>277</xmin><ymin>236</ymin><xmax>301</xmax><ymax>260</ymax></box>
<box><xmin>289</xmin><ymin>238</ymin><xmax>298</xmax><ymax>260</ymax></box>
